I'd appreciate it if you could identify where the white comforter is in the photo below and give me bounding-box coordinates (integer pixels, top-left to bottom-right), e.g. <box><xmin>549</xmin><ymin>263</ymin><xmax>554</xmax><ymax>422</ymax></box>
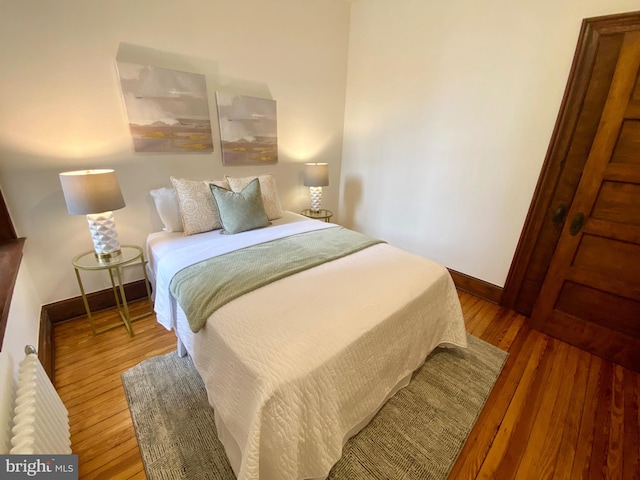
<box><xmin>148</xmin><ymin>213</ymin><xmax>467</xmax><ymax>480</ymax></box>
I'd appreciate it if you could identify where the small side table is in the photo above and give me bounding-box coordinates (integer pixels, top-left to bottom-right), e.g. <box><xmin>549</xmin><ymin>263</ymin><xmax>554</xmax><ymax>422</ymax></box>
<box><xmin>300</xmin><ymin>209</ymin><xmax>333</xmax><ymax>223</ymax></box>
<box><xmin>72</xmin><ymin>245</ymin><xmax>153</xmax><ymax>337</ymax></box>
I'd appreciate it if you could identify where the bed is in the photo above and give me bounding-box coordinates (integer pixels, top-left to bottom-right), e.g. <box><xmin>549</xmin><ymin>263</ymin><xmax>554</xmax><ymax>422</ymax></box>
<box><xmin>147</xmin><ymin>176</ymin><xmax>467</xmax><ymax>480</ymax></box>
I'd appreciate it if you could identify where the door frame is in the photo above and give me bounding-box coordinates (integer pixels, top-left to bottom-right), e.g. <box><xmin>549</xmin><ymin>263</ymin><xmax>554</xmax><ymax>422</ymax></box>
<box><xmin>502</xmin><ymin>11</ymin><xmax>640</xmax><ymax>311</ymax></box>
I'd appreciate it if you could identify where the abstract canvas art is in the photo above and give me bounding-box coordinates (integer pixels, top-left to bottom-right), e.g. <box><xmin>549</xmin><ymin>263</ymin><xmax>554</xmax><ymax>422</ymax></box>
<box><xmin>117</xmin><ymin>62</ymin><xmax>213</xmax><ymax>153</ymax></box>
<box><xmin>216</xmin><ymin>92</ymin><xmax>278</xmax><ymax>165</ymax></box>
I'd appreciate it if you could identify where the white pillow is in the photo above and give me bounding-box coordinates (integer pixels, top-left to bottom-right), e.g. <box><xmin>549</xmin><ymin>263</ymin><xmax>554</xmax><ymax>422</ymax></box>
<box><xmin>225</xmin><ymin>174</ymin><xmax>283</xmax><ymax>220</ymax></box>
<box><xmin>170</xmin><ymin>176</ymin><xmax>230</xmax><ymax>235</ymax></box>
<box><xmin>150</xmin><ymin>187</ymin><xmax>183</xmax><ymax>232</ymax></box>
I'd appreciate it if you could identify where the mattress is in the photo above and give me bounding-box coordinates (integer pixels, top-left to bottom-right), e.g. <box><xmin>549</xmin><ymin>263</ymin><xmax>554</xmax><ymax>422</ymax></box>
<box><xmin>147</xmin><ymin>212</ymin><xmax>467</xmax><ymax>480</ymax></box>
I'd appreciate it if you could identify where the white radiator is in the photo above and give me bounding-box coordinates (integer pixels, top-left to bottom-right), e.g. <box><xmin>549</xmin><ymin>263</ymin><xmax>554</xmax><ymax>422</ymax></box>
<box><xmin>8</xmin><ymin>346</ymin><xmax>71</xmax><ymax>454</ymax></box>
<box><xmin>0</xmin><ymin>351</ymin><xmax>15</xmax><ymax>454</ymax></box>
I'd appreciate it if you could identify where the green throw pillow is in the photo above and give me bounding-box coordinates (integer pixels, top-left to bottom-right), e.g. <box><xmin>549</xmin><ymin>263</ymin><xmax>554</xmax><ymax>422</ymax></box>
<box><xmin>210</xmin><ymin>178</ymin><xmax>270</xmax><ymax>234</ymax></box>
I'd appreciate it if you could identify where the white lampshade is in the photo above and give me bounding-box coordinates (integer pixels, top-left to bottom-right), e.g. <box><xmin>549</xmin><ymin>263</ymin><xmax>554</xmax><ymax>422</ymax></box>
<box><xmin>59</xmin><ymin>169</ymin><xmax>126</xmax><ymax>261</ymax></box>
<box><xmin>303</xmin><ymin>163</ymin><xmax>329</xmax><ymax>187</ymax></box>
<box><xmin>59</xmin><ymin>169</ymin><xmax>125</xmax><ymax>215</ymax></box>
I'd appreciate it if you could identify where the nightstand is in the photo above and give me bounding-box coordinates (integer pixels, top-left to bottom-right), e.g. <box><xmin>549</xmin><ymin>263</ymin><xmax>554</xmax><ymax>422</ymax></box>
<box><xmin>300</xmin><ymin>209</ymin><xmax>333</xmax><ymax>223</ymax></box>
<box><xmin>72</xmin><ymin>245</ymin><xmax>153</xmax><ymax>336</ymax></box>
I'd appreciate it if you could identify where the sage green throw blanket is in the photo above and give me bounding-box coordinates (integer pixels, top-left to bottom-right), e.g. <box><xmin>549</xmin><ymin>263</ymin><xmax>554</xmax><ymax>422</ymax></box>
<box><xmin>170</xmin><ymin>226</ymin><xmax>384</xmax><ymax>333</ymax></box>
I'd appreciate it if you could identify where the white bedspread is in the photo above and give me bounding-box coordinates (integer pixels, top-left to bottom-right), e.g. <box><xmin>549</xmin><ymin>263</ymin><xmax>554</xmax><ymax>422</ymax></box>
<box><xmin>147</xmin><ymin>213</ymin><xmax>467</xmax><ymax>480</ymax></box>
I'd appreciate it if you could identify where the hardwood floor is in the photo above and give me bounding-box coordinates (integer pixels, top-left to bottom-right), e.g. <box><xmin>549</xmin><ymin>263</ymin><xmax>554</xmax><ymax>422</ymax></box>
<box><xmin>54</xmin><ymin>301</ymin><xmax>175</xmax><ymax>479</ymax></box>
<box><xmin>53</xmin><ymin>292</ymin><xmax>640</xmax><ymax>479</ymax></box>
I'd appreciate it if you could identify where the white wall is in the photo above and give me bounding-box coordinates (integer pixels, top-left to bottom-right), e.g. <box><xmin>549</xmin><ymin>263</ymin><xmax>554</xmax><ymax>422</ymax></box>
<box><xmin>341</xmin><ymin>0</ymin><xmax>639</xmax><ymax>287</ymax></box>
<box><xmin>1</xmin><ymin>261</ymin><xmax>41</xmax><ymax>378</ymax></box>
<box><xmin>0</xmin><ymin>0</ymin><xmax>351</xmax><ymax>304</ymax></box>
<box><xmin>0</xmin><ymin>260</ymin><xmax>41</xmax><ymax>454</ymax></box>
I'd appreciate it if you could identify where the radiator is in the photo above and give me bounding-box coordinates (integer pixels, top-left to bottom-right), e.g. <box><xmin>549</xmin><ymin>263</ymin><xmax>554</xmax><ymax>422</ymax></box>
<box><xmin>8</xmin><ymin>346</ymin><xmax>71</xmax><ymax>454</ymax></box>
<box><xmin>0</xmin><ymin>351</ymin><xmax>14</xmax><ymax>454</ymax></box>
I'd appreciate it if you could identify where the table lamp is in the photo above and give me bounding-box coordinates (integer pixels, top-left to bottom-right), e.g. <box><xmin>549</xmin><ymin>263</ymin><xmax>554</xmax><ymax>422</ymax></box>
<box><xmin>59</xmin><ymin>169</ymin><xmax>125</xmax><ymax>261</ymax></box>
<box><xmin>303</xmin><ymin>163</ymin><xmax>329</xmax><ymax>213</ymax></box>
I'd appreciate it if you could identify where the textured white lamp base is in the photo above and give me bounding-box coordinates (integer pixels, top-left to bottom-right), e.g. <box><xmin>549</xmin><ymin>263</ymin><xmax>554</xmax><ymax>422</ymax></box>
<box><xmin>86</xmin><ymin>212</ymin><xmax>121</xmax><ymax>262</ymax></box>
<box><xmin>309</xmin><ymin>186</ymin><xmax>323</xmax><ymax>213</ymax></box>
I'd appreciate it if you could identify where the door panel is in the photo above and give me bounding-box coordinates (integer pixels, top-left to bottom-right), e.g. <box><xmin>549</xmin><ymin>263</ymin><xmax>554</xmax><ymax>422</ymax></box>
<box><xmin>572</xmin><ymin>234</ymin><xmax>640</xmax><ymax>279</ymax></box>
<box><xmin>530</xmin><ymin>30</ymin><xmax>640</xmax><ymax>371</ymax></box>
<box><xmin>592</xmin><ymin>181</ymin><xmax>640</xmax><ymax>224</ymax></box>
<box><xmin>541</xmin><ymin>310</ymin><xmax>638</xmax><ymax>365</ymax></box>
<box><xmin>505</xmin><ymin>18</ymin><xmax>630</xmax><ymax>315</ymax></box>
<box><xmin>611</xmin><ymin>120</ymin><xmax>640</xmax><ymax>164</ymax></box>
<box><xmin>555</xmin><ymin>282</ymin><xmax>640</xmax><ymax>337</ymax></box>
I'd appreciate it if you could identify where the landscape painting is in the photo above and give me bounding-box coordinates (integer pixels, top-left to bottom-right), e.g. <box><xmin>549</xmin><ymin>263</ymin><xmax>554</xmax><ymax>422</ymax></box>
<box><xmin>116</xmin><ymin>62</ymin><xmax>213</xmax><ymax>153</ymax></box>
<box><xmin>216</xmin><ymin>92</ymin><xmax>278</xmax><ymax>165</ymax></box>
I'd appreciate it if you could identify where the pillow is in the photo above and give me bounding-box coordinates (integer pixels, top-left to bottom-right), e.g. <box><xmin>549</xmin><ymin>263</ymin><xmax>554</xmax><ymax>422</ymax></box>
<box><xmin>170</xmin><ymin>176</ymin><xmax>230</xmax><ymax>236</ymax></box>
<box><xmin>225</xmin><ymin>174</ymin><xmax>283</xmax><ymax>220</ymax></box>
<box><xmin>210</xmin><ymin>178</ymin><xmax>270</xmax><ymax>234</ymax></box>
<box><xmin>149</xmin><ymin>187</ymin><xmax>183</xmax><ymax>232</ymax></box>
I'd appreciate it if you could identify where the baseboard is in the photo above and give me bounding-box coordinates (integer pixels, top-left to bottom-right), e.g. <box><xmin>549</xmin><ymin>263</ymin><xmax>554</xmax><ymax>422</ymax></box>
<box><xmin>39</xmin><ymin>308</ymin><xmax>55</xmax><ymax>385</ymax></box>
<box><xmin>43</xmin><ymin>279</ymin><xmax>150</xmax><ymax>324</ymax></box>
<box><xmin>448</xmin><ymin>269</ymin><xmax>503</xmax><ymax>304</ymax></box>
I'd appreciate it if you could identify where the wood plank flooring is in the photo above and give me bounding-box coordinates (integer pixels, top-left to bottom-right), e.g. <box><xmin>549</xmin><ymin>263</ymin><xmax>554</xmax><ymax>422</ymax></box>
<box><xmin>53</xmin><ymin>291</ymin><xmax>640</xmax><ymax>479</ymax></box>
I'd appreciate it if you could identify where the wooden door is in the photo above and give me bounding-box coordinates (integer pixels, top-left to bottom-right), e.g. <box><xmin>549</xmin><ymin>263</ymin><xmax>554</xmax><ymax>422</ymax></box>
<box><xmin>529</xmin><ymin>30</ymin><xmax>640</xmax><ymax>371</ymax></box>
<box><xmin>503</xmin><ymin>12</ymin><xmax>640</xmax><ymax>317</ymax></box>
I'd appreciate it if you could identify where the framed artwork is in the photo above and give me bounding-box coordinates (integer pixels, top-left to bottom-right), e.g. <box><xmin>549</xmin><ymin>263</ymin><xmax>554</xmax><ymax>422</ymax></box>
<box><xmin>116</xmin><ymin>62</ymin><xmax>213</xmax><ymax>153</ymax></box>
<box><xmin>216</xmin><ymin>92</ymin><xmax>278</xmax><ymax>165</ymax></box>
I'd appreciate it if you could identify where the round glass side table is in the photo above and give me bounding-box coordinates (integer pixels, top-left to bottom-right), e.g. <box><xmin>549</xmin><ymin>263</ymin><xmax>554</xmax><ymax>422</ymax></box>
<box><xmin>72</xmin><ymin>245</ymin><xmax>153</xmax><ymax>336</ymax></box>
<box><xmin>300</xmin><ymin>209</ymin><xmax>333</xmax><ymax>222</ymax></box>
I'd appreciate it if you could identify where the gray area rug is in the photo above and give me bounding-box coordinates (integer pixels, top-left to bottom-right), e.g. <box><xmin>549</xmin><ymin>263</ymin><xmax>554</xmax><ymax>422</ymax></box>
<box><xmin>122</xmin><ymin>334</ymin><xmax>507</xmax><ymax>480</ymax></box>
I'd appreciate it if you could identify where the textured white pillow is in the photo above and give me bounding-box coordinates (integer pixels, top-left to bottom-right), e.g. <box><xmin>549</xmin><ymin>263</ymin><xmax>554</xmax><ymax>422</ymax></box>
<box><xmin>225</xmin><ymin>174</ymin><xmax>283</xmax><ymax>220</ymax></box>
<box><xmin>150</xmin><ymin>187</ymin><xmax>183</xmax><ymax>232</ymax></box>
<box><xmin>170</xmin><ymin>176</ymin><xmax>230</xmax><ymax>235</ymax></box>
